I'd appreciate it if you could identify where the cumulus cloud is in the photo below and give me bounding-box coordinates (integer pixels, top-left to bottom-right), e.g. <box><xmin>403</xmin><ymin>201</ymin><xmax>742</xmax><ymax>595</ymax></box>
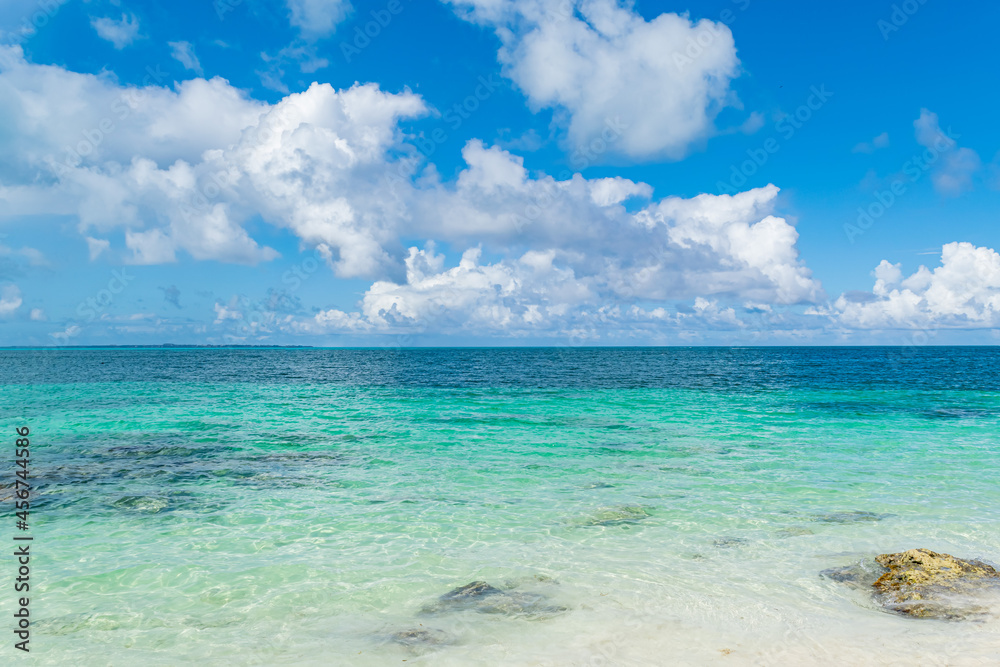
<box><xmin>50</xmin><ymin>324</ymin><xmax>81</xmax><ymax>342</ymax></box>
<box><xmin>0</xmin><ymin>46</ymin><xmax>278</xmax><ymax>264</ymax></box>
<box><xmin>0</xmin><ymin>46</ymin><xmax>268</xmax><ymax>175</ymax></box>
<box><xmin>86</xmin><ymin>237</ymin><xmax>110</xmax><ymax>260</ymax></box>
<box><xmin>1</xmin><ymin>46</ymin><xmax>822</xmax><ymax>339</ymax></box>
<box><xmin>0</xmin><ymin>46</ymin><xmax>429</xmax><ymax>270</ymax></box>
<box><xmin>0</xmin><ymin>284</ymin><xmax>22</xmax><ymax>316</ymax></box>
<box><xmin>214</xmin><ymin>300</ymin><xmax>243</xmax><ymax>324</ymax></box>
<box><xmin>311</xmin><ymin>308</ymin><xmax>371</xmax><ymax>333</ymax></box>
<box><xmin>417</xmin><ymin>144</ymin><xmax>818</xmax><ymax>301</ymax></box>
<box><xmin>357</xmin><ymin>245</ymin><xmax>583</xmax><ymax>332</ymax></box>
<box><xmin>914</xmin><ymin>109</ymin><xmax>981</xmax><ymax>196</ymax></box>
<box><xmin>649</xmin><ymin>186</ymin><xmax>821</xmax><ymax>304</ymax></box>
<box><xmin>0</xmin><ymin>241</ymin><xmax>45</xmax><ymax>266</ymax></box>
<box><xmin>297</xmin><ymin>182</ymin><xmax>821</xmax><ymax>337</ymax></box>
<box><xmin>852</xmin><ymin>131</ymin><xmax>889</xmax><ymax>154</ymax></box>
<box><xmin>169</xmin><ymin>41</ymin><xmax>203</xmax><ymax>76</ymax></box>
<box><xmin>404</xmin><ymin>143</ymin><xmax>821</xmax><ymax>309</ymax></box>
<box><xmin>296</xmin><ymin>245</ymin><xmax>810</xmax><ymax>340</ymax></box>
<box><xmin>91</xmin><ymin>13</ymin><xmax>141</xmax><ymax>49</ymax></box>
<box><xmin>446</xmin><ymin>0</ymin><xmax>741</xmax><ymax>162</ymax></box>
<box><xmin>825</xmin><ymin>242</ymin><xmax>1000</xmax><ymax>329</ymax></box>
<box><xmin>286</xmin><ymin>0</ymin><xmax>352</xmax><ymax>37</ymax></box>
<box><xmin>226</xmin><ymin>81</ymin><xmax>427</xmax><ymax>277</ymax></box>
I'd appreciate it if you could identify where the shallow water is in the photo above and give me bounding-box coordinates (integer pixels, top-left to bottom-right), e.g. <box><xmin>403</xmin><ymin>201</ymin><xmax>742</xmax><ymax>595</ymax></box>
<box><xmin>2</xmin><ymin>348</ymin><xmax>999</xmax><ymax>665</ymax></box>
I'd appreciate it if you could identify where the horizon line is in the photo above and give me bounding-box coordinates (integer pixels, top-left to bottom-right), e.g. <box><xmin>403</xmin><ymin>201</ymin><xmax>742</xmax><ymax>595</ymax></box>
<box><xmin>1</xmin><ymin>344</ymin><xmax>998</xmax><ymax>350</ymax></box>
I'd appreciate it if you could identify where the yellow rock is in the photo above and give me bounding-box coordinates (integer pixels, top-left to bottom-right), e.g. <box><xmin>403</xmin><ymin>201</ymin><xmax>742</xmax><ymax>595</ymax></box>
<box><xmin>873</xmin><ymin>548</ymin><xmax>1000</xmax><ymax>619</ymax></box>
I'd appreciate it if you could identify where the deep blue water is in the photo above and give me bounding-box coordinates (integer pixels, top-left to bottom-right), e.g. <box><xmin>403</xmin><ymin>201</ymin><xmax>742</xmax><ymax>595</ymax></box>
<box><xmin>2</xmin><ymin>346</ymin><xmax>999</xmax><ymax>390</ymax></box>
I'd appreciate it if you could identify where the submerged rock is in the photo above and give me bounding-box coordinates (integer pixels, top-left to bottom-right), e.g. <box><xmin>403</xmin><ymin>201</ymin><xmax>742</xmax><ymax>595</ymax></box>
<box><xmin>582</xmin><ymin>505</ymin><xmax>651</xmax><ymax>526</ymax></box>
<box><xmin>713</xmin><ymin>537</ymin><xmax>750</xmax><ymax>549</ymax></box>
<box><xmin>440</xmin><ymin>581</ymin><xmax>503</xmax><ymax>603</ymax></box>
<box><xmin>502</xmin><ymin>574</ymin><xmax>559</xmax><ymax>589</ymax></box>
<box><xmin>388</xmin><ymin>627</ymin><xmax>452</xmax><ymax>649</ymax></box>
<box><xmin>111</xmin><ymin>495</ymin><xmax>169</xmax><ymax>513</ymax></box>
<box><xmin>776</xmin><ymin>527</ymin><xmax>815</xmax><ymax>537</ymax></box>
<box><xmin>421</xmin><ymin>581</ymin><xmax>567</xmax><ymax>617</ymax></box>
<box><xmin>820</xmin><ymin>562</ymin><xmax>883</xmax><ymax>591</ymax></box>
<box><xmin>813</xmin><ymin>511</ymin><xmax>895</xmax><ymax>524</ymax></box>
<box><xmin>872</xmin><ymin>548</ymin><xmax>1000</xmax><ymax>620</ymax></box>
<box><xmin>824</xmin><ymin>549</ymin><xmax>1000</xmax><ymax>620</ymax></box>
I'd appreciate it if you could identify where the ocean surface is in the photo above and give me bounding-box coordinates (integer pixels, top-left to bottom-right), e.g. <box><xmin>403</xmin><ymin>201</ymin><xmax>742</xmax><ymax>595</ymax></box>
<box><xmin>2</xmin><ymin>347</ymin><xmax>999</xmax><ymax>665</ymax></box>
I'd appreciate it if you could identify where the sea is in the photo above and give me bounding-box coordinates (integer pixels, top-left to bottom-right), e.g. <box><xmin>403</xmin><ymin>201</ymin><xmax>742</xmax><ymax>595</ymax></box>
<box><xmin>1</xmin><ymin>347</ymin><xmax>998</xmax><ymax>665</ymax></box>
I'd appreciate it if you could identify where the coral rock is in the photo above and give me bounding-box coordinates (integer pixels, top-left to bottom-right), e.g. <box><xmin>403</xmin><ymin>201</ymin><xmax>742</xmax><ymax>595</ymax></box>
<box><xmin>872</xmin><ymin>548</ymin><xmax>1000</xmax><ymax>619</ymax></box>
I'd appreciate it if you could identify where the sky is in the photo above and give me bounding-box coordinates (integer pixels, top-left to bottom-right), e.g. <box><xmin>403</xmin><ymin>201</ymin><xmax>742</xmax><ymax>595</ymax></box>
<box><xmin>1</xmin><ymin>0</ymin><xmax>999</xmax><ymax>346</ymax></box>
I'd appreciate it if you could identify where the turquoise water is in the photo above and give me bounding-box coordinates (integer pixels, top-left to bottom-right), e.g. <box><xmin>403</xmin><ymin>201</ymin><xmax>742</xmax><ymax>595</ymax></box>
<box><xmin>2</xmin><ymin>348</ymin><xmax>999</xmax><ymax>665</ymax></box>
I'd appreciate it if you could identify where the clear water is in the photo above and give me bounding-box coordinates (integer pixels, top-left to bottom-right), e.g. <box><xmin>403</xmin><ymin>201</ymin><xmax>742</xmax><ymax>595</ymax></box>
<box><xmin>2</xmin><ymin>348</ymin><xmax>999</xmax><ymax>665</ymax></box>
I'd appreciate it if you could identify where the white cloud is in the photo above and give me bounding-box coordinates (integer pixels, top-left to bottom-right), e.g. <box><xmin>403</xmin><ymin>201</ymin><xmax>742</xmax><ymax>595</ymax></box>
<box><xmin>169</xmin><ymin>41</ymin><xmax>203</xmax><ymax>76</ymax></box>
<box><xmin>412</xmin><ymin>143</ymin><xmax>819</xmax><ymax>303</ymax></box>
<box><xmin>0</xmin><ymin>284</ymin><xmax>22</xmax><ymax>316</ymax></box>
<box><xmin>90</xmin><ymin>13</ymin><xmax>141</xmax><ymax>49</ymax></box>
<box><xmin>30</xmin><ymin>308</ymin><xmax>45</xmax><ymax>321</ymax></box>
<box><xmin>298</xmin><ymin>181</ymin><xmax>820</xmax><ymax>337</ymax></box>
<box><xmin>125</xmin><ymin>227</ymin><xmax>177</xmax><ymax>264</ymax></box>
<box><xmin>852</xmin><ymin>131</ymin><xmax>889</xmax><ymax>154</ymax></box>
<box><xmin>914</xmin><ymin>110</ymin><xmax>952</xmax><ymax>149</ymax></box>
<box><xmin>227</xmin><ymin>81</ymin><xmax>427</xmax><ymax>276</ymax></box>
<box><xmin>50</xmin><ymin>324</ymin><xmax>81</xmax><ymax>342</ymax></box>
<box><xmin>650</xmin><ymin>185</ymin><xmax>821</xmax><ymax>304</ymax></box>
<box><xmin>933</xmin><ymin>148</ymin><xmax>981</xmax><ymax>196</ymax></box>
<box><xmin>0</xmin><ymin>46</ymin><xmax>268</xmax><ymax>174</ymax></box>
<box><xmin>446</xmin><ymin>0</ymin><xmax>741</xmax><ymax>162</ymax></box>
<box><xmin>86</xmin><ymin>237</ymin><xmax>110</xmax><ymax>260</ymax></box>
<box><xmin>214</xmin><ymin>300</ymin><xmax>244</xmax><ymax>323</ymax></box>
<box><xmin>914</xmin><ymin>109</ymin><xmax>981</xmax><ymax>196</ymax></box>
<box><xmin>691</xmin><ymin>297</ymin><xmax>741</xmax><ymax>326</ymax></box>
<box><xmin>257</xmin><ymin>43</ymin><xmax>330</xmax><ymax>94</ymax></box>
<box><xmin>1</xmin><ymin>47</ymin><xmax>823</xmax><ymax>339</ymax></box>
<box><xmin>0</xmin><ymin>241</ymin><xmax>45</xmax><ymax>266</ymax></box>
<box><xmin>0</xmin><ymin>46</ymin><xmax>277</xmax><ymax>264</ymax></box>
<box><xmin>299</xmin><ymin>242</ymin><xmax>809</xmax><ymax>340</ymax></box>
<box><xmin>0</xmin><ymin>1</ymin><xmax>70</xmax><ymax>44</ymax></box>
<box><xmin>358</xmin><ymin>245</ymin><xmax>581</xmax><ymax>332</ymax></box>
<box><xmin>286</xmin><ymin>0</ymin><xmax>352</xmax><ymax>37</ymax></box>
<box><xmin>0</xmin><ymin>46</ymin><xmax>428</xmax><ymax>269</ymax></box>
<box><xmin>827</xmin><ymin>242</ymin><xmax>1000</xmax><ymax>329</ymax></box>
<box><xmin>312</xmin><ymin>308</ymin><xmax>371</xmax><ymax>332</ymax></box>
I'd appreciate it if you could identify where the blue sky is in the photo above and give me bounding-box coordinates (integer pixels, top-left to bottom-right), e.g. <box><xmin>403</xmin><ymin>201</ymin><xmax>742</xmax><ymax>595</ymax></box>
<box><xmin>1</xmin><ymin>0</ymin><xmax>999</xmax><ymax>346</ymax></box>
